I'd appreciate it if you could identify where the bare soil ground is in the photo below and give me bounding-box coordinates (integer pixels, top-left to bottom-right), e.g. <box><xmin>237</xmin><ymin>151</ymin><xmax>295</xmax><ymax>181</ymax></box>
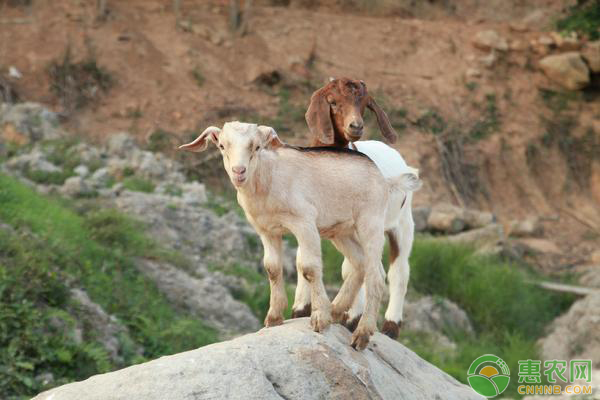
<box><xmin>1</xmin><ymin>0</ymin><xmax>599</xmax><ymax>271</ymax></box>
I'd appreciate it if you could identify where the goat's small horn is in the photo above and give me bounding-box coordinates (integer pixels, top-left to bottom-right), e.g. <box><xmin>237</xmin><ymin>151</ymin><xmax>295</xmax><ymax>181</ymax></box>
<box><xmin>329</xmin><ymin>76</ymin><xmax>335</xmax><ymax>82</ymax></box>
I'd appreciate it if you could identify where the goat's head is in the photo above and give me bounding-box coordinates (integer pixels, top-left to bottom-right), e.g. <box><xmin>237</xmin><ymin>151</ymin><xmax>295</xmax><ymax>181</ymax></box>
<box><xmin>305</xmin><ymin>77</ymin><xmax>397</xmax><ymax>146</ymax></box>
<box><xmin>179</xmin><ymin>121</ymin><xmax>282</xmax><ymax>189</ymax></box>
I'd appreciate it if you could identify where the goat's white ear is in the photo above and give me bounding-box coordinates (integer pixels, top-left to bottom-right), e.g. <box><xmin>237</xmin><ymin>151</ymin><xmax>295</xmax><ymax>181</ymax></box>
<box><xmin>257</xmin><ymin>125</ymin><xmax>283</xmax><ymax>149</ymax></box>
<box><xmin>178</xmin><ymin>126</ymin><xmax>221</xmax><ymax>152</ymax></box>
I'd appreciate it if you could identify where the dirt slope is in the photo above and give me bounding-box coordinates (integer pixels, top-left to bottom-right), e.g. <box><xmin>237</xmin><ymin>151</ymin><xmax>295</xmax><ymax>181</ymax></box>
<box><xmin>1</xmin><ymin>0</ymin><xmax>598</xmax><ymax>270</ymax></box>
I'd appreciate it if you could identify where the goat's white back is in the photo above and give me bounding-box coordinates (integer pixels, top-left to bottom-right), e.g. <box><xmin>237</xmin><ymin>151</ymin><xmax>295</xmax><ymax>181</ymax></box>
<box><xmin>353</xmin><ymin>140</ymin><xmax>412</xmax><ymax>178</ymax></box>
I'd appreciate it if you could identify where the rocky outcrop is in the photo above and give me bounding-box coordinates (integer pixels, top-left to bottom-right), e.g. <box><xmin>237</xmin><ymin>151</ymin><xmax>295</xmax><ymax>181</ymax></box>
<box><xmin>539</xmin><ymin>52</ymin><xmax>590</xmax><ymax>90</ymax></box>
<box><xmin>0</xmin><ymin>102</ymin><xmax>64</xmax><ymax>144</ymax></box>
<box><xmin>33</xmin><ymin>319</ymin><xmax>483</xmax><ymax>400</ymax></box>
<box><xmin>472</xmin><ymin>30</ymin><xmax>508</xmax><ymax>52</ymax></box>
<box><xmin>404</xmin><ymin>297</ymin><xmax>474</xmax><ymax>336</ymax></box>
<box><xmin>538</xmin><ymin>293</ymin><xmax>600</xmax><ymax>364</ymax></box>
<box><xmin>135</xmin><ymin>259</ymin><xmax>260</xmax><ymax>334</ymax></box>
<box><xmin>582</xmin><ymin>41</ymin><xmax>600</xmax><ymax>73</ymax></box>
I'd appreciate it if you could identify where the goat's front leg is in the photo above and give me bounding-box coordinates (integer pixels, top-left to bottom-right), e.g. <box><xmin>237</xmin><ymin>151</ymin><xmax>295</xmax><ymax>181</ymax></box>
<box><xmin>259</xmin><ymin>233</ymin><xmax>287</xmax><ymax>327</ymax></box>
<box><xmin>292</xmin><ymin>225</ymin><xmax>331</xmax><ymax>332</ymax></box>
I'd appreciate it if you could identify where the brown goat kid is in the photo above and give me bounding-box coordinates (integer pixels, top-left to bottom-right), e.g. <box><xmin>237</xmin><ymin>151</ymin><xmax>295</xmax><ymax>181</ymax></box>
<box><xmin>295</xmin><ymin>78</ymin><xmax>419</xmax><ymax>340</ymax></box>
<box><xmin>305</xmin><ymin>77</ymin><xmax>397</xmax><ymax>147</ymax></box>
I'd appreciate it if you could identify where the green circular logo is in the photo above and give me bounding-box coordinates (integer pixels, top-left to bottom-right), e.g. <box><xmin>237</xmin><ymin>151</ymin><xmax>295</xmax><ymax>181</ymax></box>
<box><xmin>467</xmin><ymin>354</ymin><xmax>511</xmax><ymax>398</ymax></box>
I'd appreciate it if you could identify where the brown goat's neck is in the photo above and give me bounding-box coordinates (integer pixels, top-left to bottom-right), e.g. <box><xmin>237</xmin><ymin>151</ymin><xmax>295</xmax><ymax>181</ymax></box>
<box><xmin>310</xmin><ymin>129</ymin><xmax>350</xmax><ymax>148</ymax></box>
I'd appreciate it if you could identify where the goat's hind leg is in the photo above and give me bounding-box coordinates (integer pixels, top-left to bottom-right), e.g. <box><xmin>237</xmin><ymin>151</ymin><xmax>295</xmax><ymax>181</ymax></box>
<box><xmin>382</xmin><ymin>220</ymin><xmax>413</xmax><ymax>339</ymax></box>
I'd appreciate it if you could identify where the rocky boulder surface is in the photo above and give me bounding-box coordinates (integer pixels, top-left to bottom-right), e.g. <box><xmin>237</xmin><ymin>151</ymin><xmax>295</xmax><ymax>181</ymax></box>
<box><xmin>539</xmin><ymin>52</ymin><xmax>591</xmax><ymax>90</ymax></box>
<box><xmin>33</xmin><ymin>319</ymin><xmax>482</xmax><ymax>400</ymax></box>
<box><xmin>538</xmin><ymin>293</ymin><xmax>600</xmax><ymax>364</ymax></box>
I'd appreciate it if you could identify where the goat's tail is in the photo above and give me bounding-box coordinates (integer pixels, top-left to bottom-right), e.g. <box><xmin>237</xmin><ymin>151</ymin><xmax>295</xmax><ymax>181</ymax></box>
<box><xmin>387</xmin><ymin>167</ymin><xmax>422</xmax><ymax>193</ymax></box>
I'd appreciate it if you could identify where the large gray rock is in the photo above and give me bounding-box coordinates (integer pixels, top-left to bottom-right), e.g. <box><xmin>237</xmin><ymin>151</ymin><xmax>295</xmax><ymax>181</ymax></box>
<box><xmin>135</xmin><ymin>259</ymin><xmax>260</xmax><ymax>335</ymax></box>
<box><xmin>538</xmin><ymin>293</ymin><xmax>600</xmax><ymax>364</ymax></box>
<box><xmin>5</xmin><ymin>149</ymin><xmax>62</xmax><ymax>175</ymax></box>
<box><xmin>404</xmin><ymin>296</ymin><xmax>474</xmax><ymax>337</ymax></box>
<box><xmin>33</xmin><ymin>319</ymin><xmax>483</xmax><ymax>400</ymax></box>
<box><xmin>0</xmin><ymin>102</ymin><xmax>63</xmax><ymax>143</ymax></box>
<box><xmin>539</xmin><ymin>52</ymin><xmax>590</xmax><ymax>90</ymax></box>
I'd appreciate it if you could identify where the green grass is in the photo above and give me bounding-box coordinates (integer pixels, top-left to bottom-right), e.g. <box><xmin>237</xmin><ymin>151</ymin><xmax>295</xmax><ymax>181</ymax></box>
<box><xmin>416</xmin><ymin>109</ymin><xmax>446</xmax><ymax>135</ymax></box>
<box><xmin>122</xmin><ymin>176</ymin><xmax>155</xmax><ymax>193</ymax></box>
<box><xmin>0</xmin><ymin>173</ymin><xmax>217</xmax><ymax>398</ymax></box>
<box><xmin>403</xmin><ymin>239</ymin><xmax>574</xmax><ymax>397</ymax></box>
<box><xmin>191</xmin><ymin>68</ymin><xmax>205</xmax><ymax>88</ymax></box>
<box><xmin>469</xmin><ymin>93</ymin><xmax>500</xmax><ymax>141</ymax></box>
<box><xmin>556</xmin><ymin>0</ymin><xmax>600</xmax><ymax>40</ymax></box>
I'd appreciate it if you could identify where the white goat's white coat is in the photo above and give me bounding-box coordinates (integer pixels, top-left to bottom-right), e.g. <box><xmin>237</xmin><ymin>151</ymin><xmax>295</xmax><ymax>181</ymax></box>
<box><xmin>294</xmin><ymin>140</ymin><xmax>418</xmax><ymax>330</ymax></box>
<box><xmin>180</xmin><ymin>122</ymin><xmax>421</xmax><ymax>349</ymax></box>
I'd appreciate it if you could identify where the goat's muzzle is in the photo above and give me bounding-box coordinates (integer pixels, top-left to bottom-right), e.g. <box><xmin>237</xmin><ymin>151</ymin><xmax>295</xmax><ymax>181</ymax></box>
<box><xmin>231</xmin><ymin>166</ymin><xmax>247</xmax><ymax>186</ymax></box>
<box><xmin>347</xmin><ymin>120</ymin><xmax>364</xmax><ymax>141</ymax></box>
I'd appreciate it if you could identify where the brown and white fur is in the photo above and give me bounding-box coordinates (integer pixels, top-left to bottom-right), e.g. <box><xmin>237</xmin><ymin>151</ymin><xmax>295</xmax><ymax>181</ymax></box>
<box><xmin>296</xmin><ymin>77</ymin><xmax>419</xmax><ymax>339</ymax></box>
<box><xmin>179</xmin><ymin>121</ymin><xmax>421</xmax><ymax>350</ymax></box>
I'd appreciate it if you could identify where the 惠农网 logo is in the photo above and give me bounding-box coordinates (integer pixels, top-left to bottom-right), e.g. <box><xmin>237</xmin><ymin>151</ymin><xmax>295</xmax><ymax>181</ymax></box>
<box><xmin>468</xmin><ymin>354</ymin><xmax>511</xmax><ymax>398</ymax></box>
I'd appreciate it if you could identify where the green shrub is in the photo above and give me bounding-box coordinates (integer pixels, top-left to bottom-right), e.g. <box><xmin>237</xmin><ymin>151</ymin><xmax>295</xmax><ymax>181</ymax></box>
<box><xmin>0</xmin><ymin>173</ymin><xmax>218</xmax><ymax>397</ymax></box>
<box><xmin>122</xmin><ymin>177</ymin><xmax>155</xmax><ymax>193</ymax></box>
<box><xmin>556</xmin><ymin>0</ymin><xmax>600</xmax><ymax>40</ymax></box>
<box><xmin>409</xmin><ymin>239</ymin><xmax>573</xmax><ymax>338</ymax></box>
<box><xmin>191</xmin><ymin>68</ymin><xmax>205</xmax><ymax>88</ymax></box>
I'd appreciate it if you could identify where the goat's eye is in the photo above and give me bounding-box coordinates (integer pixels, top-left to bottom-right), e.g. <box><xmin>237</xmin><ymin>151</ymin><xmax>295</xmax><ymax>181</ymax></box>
<box><xmin>255</xmin><ymin>146</ymin><xmax>260</xmax><ymax>151</ymax></box>
<box><xmin>219</xmin><ymin>144</ymin><xmax>225</xmax><ymax>150</ymax></box>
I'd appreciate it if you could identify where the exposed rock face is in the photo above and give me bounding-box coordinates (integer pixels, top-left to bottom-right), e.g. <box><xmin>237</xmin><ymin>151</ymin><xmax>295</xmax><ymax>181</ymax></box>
<box><xmin>0</xmin><ymin>102</ymin><xmax>63</xmax><ymax>143</ymax></box>
<box><xmin>70</xmin><ymin>289</ymin><xmax>141</xmax><ymax>364</ymax></box>
<box><xmin>32</xmin><ymin>319</ymin><xmax>483</xmax><ymax>400</ymax></box>
<box><xmin>135</xmin><ymin>259</ymin><xmax>260</xmax><ymax>334</ymax></box>
<box><xmin>426</xmin><ymin>203</ymin><xmax>495</xmax><ymax>234</ymax></box>
<box><xmin>472</xmin><ymin>30</ymin><xmax>508</xmax><ymax>51</ymax></box>
<box><xmin>405</xmin><ymin>296</ymin><xmax>474</xmax><ymax>335</ymax></box>
<box><xmin>446</xmin><ymin>223</ymin><xmax>504</xmax><ymax>254</ymax></box>
<box><xmin>539</xmin><ymin>52</ymin><xmax>590</xmax><ymax>90</ymax></box>
<box><xmin>538</xmin><ymin>293</ymin><xmax>600</xmax><ymax>364</ymax></box>
<box><xmin>582</xmin><ymin>41</ymin><xmax>600</xmax><ymax>73</ymax></box>
<box><xmin>508</xmin><ymin>216</ymin><xmax>543</xmax><ymax>237</ymax></box>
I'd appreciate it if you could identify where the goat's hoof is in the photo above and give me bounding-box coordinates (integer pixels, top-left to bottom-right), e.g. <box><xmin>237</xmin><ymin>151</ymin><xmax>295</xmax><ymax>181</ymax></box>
<box><xmin>351</xmin><ymin>327</ymin><xmax>372</xmax><ymax>351</ymax></box>
<box><xmin>344</xmin><ymin>314</ymin><xmax>361</xmax><ymax>333</ymax></box>
<box><xmin>310</xmin><ymin>310</ymin><xmax>332</xmax><ymax>333</ymax></box>
<box><xmin>264</xmin><ymin>314</ymin><xmax>284</xmax><ymax>328</ymax></box>
<box><xmin>381</xmin><ymin>320</ymin><xmax>402</xmax><ymax>339</ymax></box>
<box><xmin>291</xmin><ymin>303</ymin><xmax>311</xmax><ymax>319</ymax></box>
<box><xmin>331</xmin><ymin>306</ymin><xmax>346</xmax><ymax>323</ymax></box>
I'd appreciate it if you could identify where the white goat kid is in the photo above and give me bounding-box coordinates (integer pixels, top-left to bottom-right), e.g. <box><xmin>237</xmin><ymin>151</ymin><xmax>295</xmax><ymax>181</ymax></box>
<box><xmin>180</xmin><ymin>121</ymin><xmax>421</xmax><ymax>349</ymax></box>
<box><xmin>292</xmin><ymin>140</ymin><xmax>418</xmax><ymax>338</ymax></box>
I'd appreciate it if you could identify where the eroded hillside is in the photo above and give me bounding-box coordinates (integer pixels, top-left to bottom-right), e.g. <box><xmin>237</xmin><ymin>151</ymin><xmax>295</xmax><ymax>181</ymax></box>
<box><xmin>1</xmin><ymin>0</ymin><xmax>599</xmax><ymax>268</ymax></box>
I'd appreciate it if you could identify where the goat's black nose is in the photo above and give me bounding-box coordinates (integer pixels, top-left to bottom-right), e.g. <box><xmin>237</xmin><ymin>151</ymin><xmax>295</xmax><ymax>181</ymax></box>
<box><xmin>350</xmin><ymin>121</ymin><xmax>363</xmax><ymax>130</ymax></box>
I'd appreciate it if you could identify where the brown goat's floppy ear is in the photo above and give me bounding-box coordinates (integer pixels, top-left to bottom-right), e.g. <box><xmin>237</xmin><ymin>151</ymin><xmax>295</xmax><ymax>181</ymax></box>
<box><xmin>305</xmin><ymin>88</ymin><xmax>334</xmax><ymax>145</ymax></box>
<box><xmin>178</xmin><ymin>126</ymin><xmax>221</xmax><ymax>152</ymax></box>
<box><xmin>367</xmin><ymin>96</ymin><xmax>397</xmax><ymax>144</ymax></box>
<box><xmin>257</xmin><ymin>125</ymin><xmax>283</xmax><ymax>149</ymax></box>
